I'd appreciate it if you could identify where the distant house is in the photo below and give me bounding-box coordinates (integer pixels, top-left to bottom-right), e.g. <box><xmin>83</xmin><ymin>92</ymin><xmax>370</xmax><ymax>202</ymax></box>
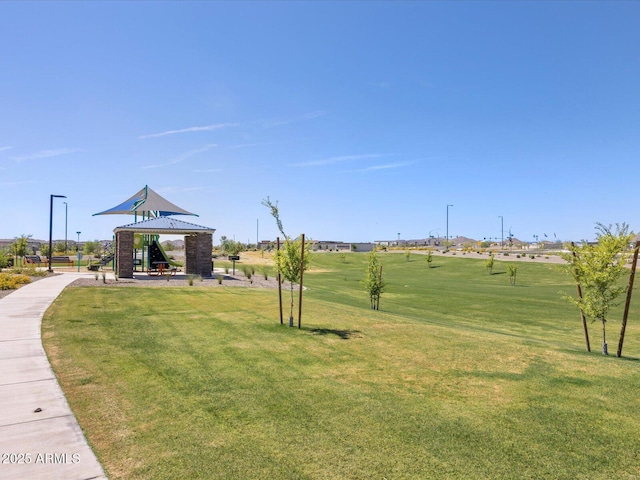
<box><xmin>258</xmin><ymin>239</ymin><xmax>373</xmax><ymax>252</ymax></box>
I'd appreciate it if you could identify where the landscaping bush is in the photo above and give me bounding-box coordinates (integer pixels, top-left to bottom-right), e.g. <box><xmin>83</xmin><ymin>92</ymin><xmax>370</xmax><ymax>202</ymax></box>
<box><xmin>0</xmin><ymin>273</ymin><xmax>31</xmax><ymax>290</ymax></box>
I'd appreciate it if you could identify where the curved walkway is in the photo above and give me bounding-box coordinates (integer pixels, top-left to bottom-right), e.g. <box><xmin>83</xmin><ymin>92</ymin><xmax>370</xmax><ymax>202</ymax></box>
<box><xmin>0</xmin><ymin>272</ymin><xmax>107</xmax><ymax>480</ymax></box>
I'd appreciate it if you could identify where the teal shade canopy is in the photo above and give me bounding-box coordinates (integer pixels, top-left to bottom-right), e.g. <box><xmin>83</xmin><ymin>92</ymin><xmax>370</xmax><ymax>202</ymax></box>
<box><xmin>93</xmin><ymin>185</ymin><xmax>196</xmax><ymax>217</ymax></box>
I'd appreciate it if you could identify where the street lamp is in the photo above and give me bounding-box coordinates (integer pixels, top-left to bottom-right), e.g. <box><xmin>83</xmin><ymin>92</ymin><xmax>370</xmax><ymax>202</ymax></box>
<box><xmin>429</xmin><ymin>229</ymin><xmax>439</xmax><ymax>246</ymax></box>
<box><xmin>499</xmin><ymin>216</ymin><xmax>503</xmax><ymax>249</ymax></box>
<box><xmin>48</xmin><ymin>194</ymin><xmax>66</xmax><ymax>272</ymax></box>
<box><xmin>446</xmin><ymin>204</ymin><xmax>453</xmax><ymax>249</ymax></box>
<box><xmin>77</xmin><ymin>231</ymin><xmax>81</xmax><ymax>272</ymax></box>
<box><xmin>63</xmin><ymin>201</ymin><xmax>68</xmax><ymax>254</ymax></box>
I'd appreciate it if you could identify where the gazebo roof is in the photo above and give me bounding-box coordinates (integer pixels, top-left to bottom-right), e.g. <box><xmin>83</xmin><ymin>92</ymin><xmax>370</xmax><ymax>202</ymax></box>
<box><xmin>113</xmin><ymin>217</ymin><xmax>215</xmax><ymax>235</ymax></box>
<box><xmin>94</xmin><ymin>185</ymin><xmax>196</xmax><ymax>217</ymax></box>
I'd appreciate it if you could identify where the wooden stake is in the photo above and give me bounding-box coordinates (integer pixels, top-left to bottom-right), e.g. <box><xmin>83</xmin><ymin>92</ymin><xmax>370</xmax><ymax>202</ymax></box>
<box><xmin>277</xmin><ymin>237</ymin><xmax>283</xmax><ymax>325</ymax></box>
<box><xmin>617</xmin><ymin>240</ymin><xmax>640</xmax><ymax>357</ymax></box>
<box><xmin>298</xmin><ymin>234</ymin><xmax>305</xmax><ymax>329</ymax></box>
<box><xmin>572</xmin><ymin>243</ymin><xmax>591</xmax><ymax>352</ymax></box>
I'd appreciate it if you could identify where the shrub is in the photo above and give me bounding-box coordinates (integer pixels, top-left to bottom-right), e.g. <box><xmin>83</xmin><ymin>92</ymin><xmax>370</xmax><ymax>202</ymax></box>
<box><xmin>0</xmin><ymin>273</ymin><xmax>31</xmax><ymax>290</ymax></box>
<box><xmin>242</xmin><ymin>266</ymin><xmax>252</xmax><ymax>279</ymax></box>
<box><xmin>217</xmin><ymin>275</ymin><xmax>223</xmax><ymax>285</ymax></box>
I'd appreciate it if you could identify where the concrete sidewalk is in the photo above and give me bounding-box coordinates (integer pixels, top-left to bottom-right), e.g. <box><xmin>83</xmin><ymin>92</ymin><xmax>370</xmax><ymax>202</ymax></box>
<box><xmin>0</xmin><ymin>272</ymin><xmax>108</xmax><ymax>480</ymax></box>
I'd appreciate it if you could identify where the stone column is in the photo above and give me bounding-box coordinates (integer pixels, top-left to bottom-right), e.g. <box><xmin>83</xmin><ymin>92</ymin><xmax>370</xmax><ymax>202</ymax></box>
<box><xmin>185</xmin><ymin>233</ymin><xmax>212</xmax><ymax>277</ymax></box>
<box><xmin>116</xmin><ymin>231</ymin><xmax>134</xmax><ymax>278</ymax></box>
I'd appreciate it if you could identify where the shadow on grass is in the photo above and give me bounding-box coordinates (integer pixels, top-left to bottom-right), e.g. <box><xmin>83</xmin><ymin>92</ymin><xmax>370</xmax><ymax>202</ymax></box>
<box><xmin>306</xmin><ymin>327</ymin><xmax>363</xmax><ymax>340</ymax></box>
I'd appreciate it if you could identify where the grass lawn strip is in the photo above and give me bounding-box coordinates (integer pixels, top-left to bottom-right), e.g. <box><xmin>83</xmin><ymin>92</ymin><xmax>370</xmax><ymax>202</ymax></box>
<box><xmin>43</xmin><ymin>253</ymin><xmax>640</xmax><ymax>479</ymax></box>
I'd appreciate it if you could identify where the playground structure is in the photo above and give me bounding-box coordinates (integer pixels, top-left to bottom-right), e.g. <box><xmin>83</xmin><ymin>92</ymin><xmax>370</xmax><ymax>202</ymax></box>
<box><xmin>94</xmin><ymin>186</ymin><xmax>215</xmax><ymax>278</ymax></box>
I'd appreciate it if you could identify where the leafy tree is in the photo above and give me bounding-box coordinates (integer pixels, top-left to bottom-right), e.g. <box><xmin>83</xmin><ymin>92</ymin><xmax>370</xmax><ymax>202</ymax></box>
<box><xmin>405</xmin><ymin>250</ymin><xmax>410</xmax><ymax>262</ymax></box>
<box><xmin>0</xmin><ymin>247</ymin><xmax>11</xmax><ymax>269</ymax></box>
<box><xmin>262</xmin><ymin>197</ymin><xmax>312</xmax><ymax>327</ymax></box>
<box><xmin>364</xmin><ymin>250</ymin><xmax>386</xmax><ymax>310</ymax></box>
<box><xmin>426</xmin><ymin>251</ymin><xmax>433</xmax><ymax>268</ymax></box>
<box><xmin>83</xmin><ymin>240</ymin><xmax>104</xmax><ymax>257</ymax></box>
<box><xmin>11</xmin><ymin>235</ymin><xmax>31</xmax><ymax>261</ymax></box>
<box><xmin>561</xmin><ymin>223</ymin><xmax>634</xmax><ymax>355</ymax></box>
<box><xmin>220</xmin><ymin>236</ymin><xmax>245</xmax><ymax>256</ymax></box>
<box><xmin>54</xmin><ymin>241</ymin><xmax>66</xmax><ymax>254</ymax></box>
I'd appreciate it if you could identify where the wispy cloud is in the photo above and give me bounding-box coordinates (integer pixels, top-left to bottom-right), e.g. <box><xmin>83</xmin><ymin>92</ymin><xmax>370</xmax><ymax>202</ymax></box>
<box><xmin>290</xmin><ymin>153</ymin><xmax>385</xmax><ymax>168</ymax></box>
<box><xmin>10</xmin><ymin>148</ymin><xmax>80</xmax><ymax>162</ymax></box>
<box><xmin>0</xmin><ymin>146</ymin><xmax>13</xmax><ymax>153</ymax></box>
<box><xmin>260</xmin><ymin>110</ymin><xmax>325</xmax><ymax>129</ymax></box>
<box><xmin>140</xmin><ymin>123</ymin><xmax>239</xmax><ymax>139</ymax></box>
<box><xmin>358</xmin><ymin>161</ymin><xmax>416</xmax><ymax>172</ymax></box>
<box><xmin>142</xmin><ymin>144</ymin><xmax>217</xmax><ymax>169</ymax></box>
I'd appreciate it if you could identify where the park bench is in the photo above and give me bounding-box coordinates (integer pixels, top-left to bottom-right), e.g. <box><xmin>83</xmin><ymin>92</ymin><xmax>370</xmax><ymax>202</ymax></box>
<box><xmin>24</xmin><ymin>255</ymin><xmax>44</xmax><ymax>266</ymax></box>
<box><xmin>49</xmin><ymin>256</ymin><xmax>74</xmax><ymax>266</ymax></box>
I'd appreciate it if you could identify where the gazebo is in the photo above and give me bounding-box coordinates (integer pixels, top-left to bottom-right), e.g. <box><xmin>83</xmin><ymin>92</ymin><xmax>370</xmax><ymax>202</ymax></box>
<box><xmin>94</xmin><ymin>186</ymin><xmax>215</xmax><ymax>278</ymax></box>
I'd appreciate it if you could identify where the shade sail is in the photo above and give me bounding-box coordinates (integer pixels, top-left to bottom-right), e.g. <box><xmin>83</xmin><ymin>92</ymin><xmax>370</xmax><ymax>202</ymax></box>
<box><xmin>93</xmin><ymin>185</ymin><xmax>196</xmax><ymax>217</ymax></box>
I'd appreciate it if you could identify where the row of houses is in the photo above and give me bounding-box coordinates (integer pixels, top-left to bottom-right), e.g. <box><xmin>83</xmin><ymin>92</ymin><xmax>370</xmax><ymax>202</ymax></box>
<box><xmin>257</xmin><ymin>240</ymin><xmax>375</xmax><ymax>252</ymax></box>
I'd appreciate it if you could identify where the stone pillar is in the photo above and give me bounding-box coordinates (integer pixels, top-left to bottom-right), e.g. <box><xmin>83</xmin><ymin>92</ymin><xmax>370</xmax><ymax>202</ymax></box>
<box><xmin>116</xmin><ymin>231</ymin><xmax>134</xmax><ymax>278</ymax></box>
<box><xmin>185</xmin><ymin>233</ymin><xmax>212</xmax><ymax>277</ymax></box>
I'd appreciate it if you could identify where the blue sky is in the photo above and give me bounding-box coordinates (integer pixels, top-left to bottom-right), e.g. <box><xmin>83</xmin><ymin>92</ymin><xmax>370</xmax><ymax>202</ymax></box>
<box><xmin>1</xmin><ymin>1</ymin><xmax>638</xmax><ymax>245</ymax></box>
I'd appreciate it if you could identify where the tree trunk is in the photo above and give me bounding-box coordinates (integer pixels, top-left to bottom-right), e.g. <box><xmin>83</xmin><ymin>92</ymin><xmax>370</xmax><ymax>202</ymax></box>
<box><xmin>602</xmin><ymin>318</ymin><xmax>608</xmax><ymax>355</ymax></box>
<box><xmin>289</xmin><ymin>284</ymin><xmax>294</xmax><ymax>327</ymax></box>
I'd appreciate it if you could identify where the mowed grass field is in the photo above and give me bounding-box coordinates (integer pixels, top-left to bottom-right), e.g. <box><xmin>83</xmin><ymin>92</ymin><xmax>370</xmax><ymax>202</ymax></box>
<box><xmin>43</xmin><ymin>252</ymin><xmax>640</xmax><ymax>479</ymax></box>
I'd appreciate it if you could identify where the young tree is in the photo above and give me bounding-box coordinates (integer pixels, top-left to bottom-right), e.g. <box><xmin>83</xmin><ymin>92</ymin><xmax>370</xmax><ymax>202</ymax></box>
<box><xmin>507</xmin><ymin>264</ymin><xmax>518</xmax><ymax>285</ymax></box>
<box><xmin>485</xmin><ymin>254</ymin><xmax>494</xmax><ymax>275</ymax></box>
<box><xmin>426</xmin><ymin>251</ymin><xmax>433</xmax><ymax>268</ymax></box>
<box><xmin>364</xmin><ymin>250</ymin><xmax>386</xmax><ymax>310</ymax></box>
<box><xmin>262</xmin><ymin>197</ymin><xmax>311</xmax><ymax>327</ymax></box>
<box><xmin>561</xmin><ymin>223</ymin><xmax>634</xmax><ymax>355</ymax></box>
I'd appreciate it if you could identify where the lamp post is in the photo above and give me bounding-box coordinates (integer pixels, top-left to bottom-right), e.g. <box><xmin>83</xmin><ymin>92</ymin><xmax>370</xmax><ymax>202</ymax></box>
<box><xmin>48</xmin><ymin>194</ymin><xmax>66</xmax><ymax>272</ymax></box>
<box><xmin>77</xmin><ymin>231</ymin><xmax>81</xmax><ymax>272</ymax></box>
<box><xmin>499</xmin><ymin>216</ymin><xmax>503</xmax><ymax>249</ymax></box>
<box><xmin>63</xmin><ymin>201</ymin><xmax>68</xmax><ymax>254</ymax></box>
<box><xmin>429</xmin><ymin>229</ymin><xmax>439</xmax><ymax>246</ymax></box>
<box><xmin>446</xmin><ymin>204</ymin><xmax>453</xmax><ymax>249</ymax></box>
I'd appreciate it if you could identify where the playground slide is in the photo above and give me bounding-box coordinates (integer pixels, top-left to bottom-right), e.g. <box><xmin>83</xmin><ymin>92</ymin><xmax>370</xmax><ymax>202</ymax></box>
<box><xmin>149</xmin><ymin>240</ymin><xmax>183</xmax><ymax>268</ymax></box>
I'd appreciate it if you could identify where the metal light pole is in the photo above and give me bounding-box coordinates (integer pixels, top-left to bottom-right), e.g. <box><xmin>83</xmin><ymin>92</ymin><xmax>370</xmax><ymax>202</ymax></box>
<box><xmin>77</xmin><ymin>231</ymin><xmax>81</xmax><ymax>272</ymax></box>
<box><xmin>429</xmin><ymin>229</ymin><xmax>439</xmax><ymax>246</ymax></box>
<box><xmin>48</xmin><ymin>194</ymin><xmax>66</xmax><ymax>272</ymax></box>
<box><xmin>446</xmin><ymin>204</ymin><xmax>453</xmax><ymax>248</ymax></box>
<box><xmin>63</xmin><ymin>201</ymin><xmax>68</xmax><ymax>254</ymax></box>
<box><xmin>499</xmin><ymin>215</ymin><xmax>503</xmax><ymax>249</ymax></box>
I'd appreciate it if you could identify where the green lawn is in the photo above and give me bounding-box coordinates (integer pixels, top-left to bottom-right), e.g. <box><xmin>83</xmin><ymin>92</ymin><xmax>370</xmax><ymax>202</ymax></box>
<box><xmin>43</xmin><ymin>253</ymin><xmax>640</xmax><ymax>479</ymax></box>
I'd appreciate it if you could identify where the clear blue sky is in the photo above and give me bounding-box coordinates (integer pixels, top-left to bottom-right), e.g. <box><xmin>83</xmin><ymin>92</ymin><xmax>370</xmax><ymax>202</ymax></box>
<box><xmin>1</xmin><ymin>1</ymin><xmax>638</xmax><ymax>245</ymax></box>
